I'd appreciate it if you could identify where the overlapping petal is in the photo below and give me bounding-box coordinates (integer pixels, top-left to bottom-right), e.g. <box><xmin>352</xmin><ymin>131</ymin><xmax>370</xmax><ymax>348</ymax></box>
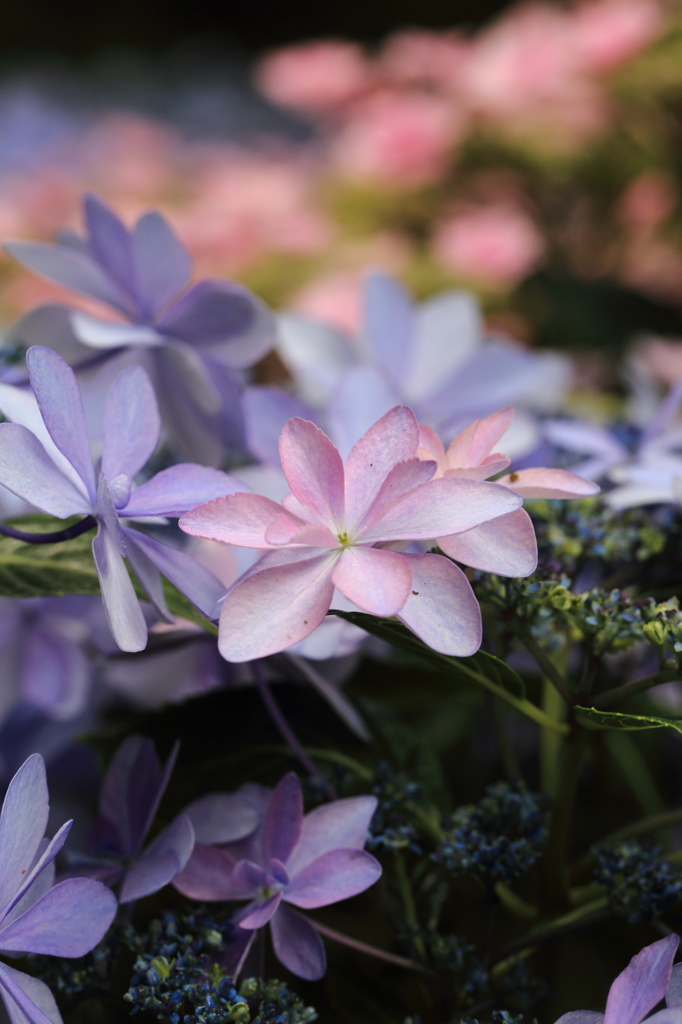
<box><xmin>123</xmin><ymin>465</ymin><xmax>245</xmax><ymax>517</ymax></box>
<box><xmin>498</xmin><ymin>467</ymin><xmax>601</xmax><ymax>499</ymax></box>
<box><xmin>398</xmin><ymin>553</ymin><xmax>482</xmax><ymax>657</ymax></box>
<box><xmin>287</xmin><ymin>797</ymin><xmax>378</xmax><ymax>878</ymax></box>
<box><xmin>180</xmin><ymin>493</ymin><xmax>289</xmax><ymax>548</ymax></box>
<box><xmin>0</xmin><ymin>424</ymin><xmax>91</xmax><ymax>518</ymax></box>
<box><xmin>0</xmin><ymin>879</ymin><xmax>116</xmax><ymax>956</ymax></box>
<box><xmin>604</xmin><ymin>934</ymin><xmax>679</xmax><ymax>1024</ymax></box>
<box><xmin>438</xmin><ymin>508</ymin><xmax>538</xmax><ymax>577</ymax></box>
<box><xmin>285</xmin><ymin>849</ymin><xmax>381</xmax><ymax>909</ymax></box>
<box><xmin>280</xmin><ymin>418</ymin><xmax>345</xmax><ymax>531</ymax></box>
<box><xmin>92</xmin><ymin>525</ymin><xmax>147</xmax><ymax>653</ymax></box>
<box><xmin>269</xmin><ymin>905</ymin><xmax>326</xmax><ymax>981</ymax></box>
<box><xmin>133</xmin><ymin>211</ymin><xmax>192</xmax><ymax>316</ymax></box>
<box><xmin>344</xmin><ymin>405</ymin><xmax>420</xmax><ymax>530</ymax></box>
<box><xmin>102</xmin><ymin>366</ymin><xmax>161</xmax><ymax>482</ymax></box>
<box><xmin>0</xmin><ymin>755</ymin><xmax>49</xmax><ymax>915</ymax></box>
<box><xmin>331</xmin><ymin>546</ymin><xmax>412</xmax><ymax>616</ymax></box>
<box><xmin>0</xmin><ymin>962</ymin><xmax>63</xmax><ymax>1024</ymax></box>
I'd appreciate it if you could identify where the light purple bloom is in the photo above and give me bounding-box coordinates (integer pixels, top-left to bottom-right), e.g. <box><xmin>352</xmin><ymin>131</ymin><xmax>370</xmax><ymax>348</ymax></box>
<box><xmin>554</xmin><ymin>934</ymin><xmax>681</xmax><ymax>1024</ymax></box>
<box><xmin>64</xmin><ymin>736</ymin><xmax>258</xmax><ymax>904</ymax></box>
<box><xmin>0</xmin><ymin>752</ymin><xmax>117</xmax><ymax>1024</ymax></box>
<box><xmin>4</xmin><ymin>194</ymin><xmax>276</xmax><ymax>464</ymax></box>
<box><xmin>0</xmin><ymin>346</ymin><xmax>246</xmax><ymax>652</ymax></box>
<box><xmin>173</xmin><ymin>771</ymin><xmax>381</xmax><ymax>980</ymax></box>
<box><xmin>266</xmin><ymin>270</ymin><xmax>570</xmax><ymax>460</ymax></box>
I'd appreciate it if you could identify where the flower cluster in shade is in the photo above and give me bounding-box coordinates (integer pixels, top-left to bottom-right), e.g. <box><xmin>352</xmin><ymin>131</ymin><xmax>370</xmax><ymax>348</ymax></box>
<box><xmin>0</xmin><ymin>752</ymin><xmax>117</xmax><ymax>1024</ymax></box>
<box><xmin>593</xmin><ymin>840</ymin><xmax>682</xmax><ymax>923</ymax></box>
<box><xmin>0</xmin><ymin>345</ymin><xmax>246</xmax><ymax>652</ymax></box>
<box><xmin>180</xmin><ymin>403</ymin><xmax>597</xmax><ymax>663</ymax></box>
<box><xmin>173</xmin><ymin>771</ymin><xmax>382</xmax><ymax>981</ymax></box>
<box><xmin>433</xmin><ymin>781</ymin><xmax>551</xmax><ymax>886</ymax></box>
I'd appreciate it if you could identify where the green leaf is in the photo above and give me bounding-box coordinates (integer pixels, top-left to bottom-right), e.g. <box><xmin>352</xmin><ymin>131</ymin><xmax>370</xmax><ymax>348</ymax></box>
<box><xmin>0</xmin><ymin>516</ymin><xmax>217</xmax><ymax>635</ymax></box>
<box><xmin>576</xmin><ymin>705</ymin><xmax>682</xmax><ymax>736</ymax></box>
<box><xmin>330</xmin><ymin>609</ymin><xmax>526</xmax><ymax>698</ymax></box>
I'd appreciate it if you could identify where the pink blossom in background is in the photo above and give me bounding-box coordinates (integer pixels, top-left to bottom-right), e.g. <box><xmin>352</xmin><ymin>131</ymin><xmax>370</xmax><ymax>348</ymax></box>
<box><xmin>79</xmin><ymin>115</ymin><xmax>177</xmax><ymax>201</ymax></box>
<box><xmin>631</xmin><ymin>338</ymin><xmax>682</xmax><ymax>387</ymax></box>
<box><xmin>332</xmin><ymin>89</ymin><xmax>461</xmax><ymax>185</ymax></box>
<box><xmin>617</xmin><ymin>171</ymin><xmax>677</xmax><ymax>232</ymax></box>
<box><xmin>255</xmin><ymin>40</ymin><xmax>374</xmax><ymax>113</ymax></box>
<box><xmin>572</xmin><ymin>0</ymin><xmax>664</xmax><ymax>71</ymax></box>
<box><xmin>290</xmin><ymin>271</ymin><xmax>364</xmax><ymax>334</ymax></box>
<box><xmin>433</xmin><ymin>204</ymin><xmax>544</xmax><ymax>287</ymax></box>
<box><xmin>378</xmin><ymin>29</ymin><xmax>472</xmax><ymax>93</ymax></box>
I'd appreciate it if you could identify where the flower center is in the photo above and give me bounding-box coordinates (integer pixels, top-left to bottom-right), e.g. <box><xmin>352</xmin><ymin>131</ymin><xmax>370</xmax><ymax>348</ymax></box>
<box><xmin>336</xmin><ymin>532</ymin><xmax>351</xmax><ymax>546</ymax></box>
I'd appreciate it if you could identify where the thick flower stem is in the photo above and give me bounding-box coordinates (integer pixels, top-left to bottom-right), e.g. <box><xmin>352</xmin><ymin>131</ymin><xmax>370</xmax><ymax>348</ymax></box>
<box><xmin>0</xmin><ymin>515</ymin><xmax>97</xmax><ymax>544</ymax></box>
<box><xmin>543</xmin><ymin>726</ymin><xmax>588</xmax><ymax>910</ymax></box>
<box><xmin>251</xmin><ymin>660</ymin><xmax>335</xmax><ymax>797</ymax></box>
<box><xmin>395</xmin><ymin>852</ymin><xmax>427</xmax><ymax>960</ymax></box>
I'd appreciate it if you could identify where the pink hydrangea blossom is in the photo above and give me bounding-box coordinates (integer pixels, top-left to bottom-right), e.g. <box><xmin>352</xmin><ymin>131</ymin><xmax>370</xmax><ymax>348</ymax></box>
<box><xmin>379</xmin><ymin>29</ymin><xmax>472</xmax><ymax>93</ymax></box>
<box><xmin>332</xmin><ymin>90</ymin><xmax>461</xmax><ymax>185</ymax></box>
<box><xmin>433</xmin><ymin>204</ymin><xmax>544</xmax><ymax>286</ymax></box>
<box><xmin>180</xmin><ymin>406</ymin><xmax>523</xmax><ymax>661</ymax></box>
<box><xmin>571</xmin><ymin>0</ymin><xmax>664</xmax><ymax>72</ymax></box>
<box><xmin>255</xmin><ymin>41</ymin><xmax>374</xmax><ymax>113</ymax></box>
<box><xmin>418</xmin><ymin>406</ymin><xmax>599</xmax><ymax>576</ymax></box>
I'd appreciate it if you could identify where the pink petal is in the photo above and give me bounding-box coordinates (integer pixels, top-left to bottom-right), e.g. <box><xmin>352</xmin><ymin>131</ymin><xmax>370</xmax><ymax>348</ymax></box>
<box><xmin>279</xmin><ymin>418</ymin><xmax>345</xmax><ymax>531</ymax></box>
<box><xmin>180</xmin><ymin>493</ymin><xmax>298</xmax><ymax>548</ymax></box>
<box><xmin>218</xmin><ymin>553</ymin><xmax>337</xmax><ymax>662</ymax></box>
<box><xmin>446</xmin><ymin>407</ymin><xmax>514</xmax><ymax>469</ymax></box>
<box><xmin>288</xmin><ymin>797</ymin><xmax>378</xmax><ymax>878</ymax></box>
<box><xmin>265</xmin><ymin>518</ymin><xmax>337</xmax><ymax>547</ymax></box>
<box><xmin>344</xmin><ymin>406</ymin><xmax>420</xmax><ymax>532</ymax></box>
<box><xmin>361</xmin><ymin>477</ymin><xmax>522</xmax><ymax>543</ymax></box>
<box><xmin>265</xmin><ymin>514</ymin><xmax>306</xmax><ymax>545</ymax></box>
<box><xmin>438</xmin><ymin>508</ymin><xmax>537</xmax><ymax>577</ymax></box>
<box><xmin>238</xmin><ymin>893</ymin><xmax>282</xmax><ymax>929</ymax></box>
<box><xmin>352</xmin><ymin>458</ymin><xmax>437</xmax><ymax>536</ymax></box>
<box><xmin>264</xmin><ymin>773</ymin><xmax>303</xmax><ymax>865</ymax></box>
<box><xmin>331</xmin><ymin>546</ymin><xmax>411</xmax><ymax>617</ymax></box>
<box><xmin>397</xmin><ymin>552</ymin><xmax>482</xmax><ymax>656</ymax></box>
<box><xmin>444</xmin><ymin>458</ymin><xmax>511</xmax><ymax>481</ymax></box>
<box><xmin>497</xmin><ymin>467</ymin><xmax>601</xmax><ymax>499</ymax></box>
<box><xmin>417</xmin><ymin>424</ymin><xmax>446</xmax><ymax>472</ymax></box>
<box><xmin>285</xmin><ymin>849</ymin><xmax>381</xmax><ymax>909</ymax></box>
<box><xmin>172</xmin><ymin>844</ymin><xmax>246</xmax><ymax>900</ymax></box>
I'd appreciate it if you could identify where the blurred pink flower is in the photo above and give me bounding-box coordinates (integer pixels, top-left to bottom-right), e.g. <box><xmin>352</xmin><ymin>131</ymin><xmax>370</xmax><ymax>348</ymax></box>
<box><xmin>255</xmin><ymin>40</ymin><xmax>374</xmax><ymax>113</ymax></box>
<box><xmin>572</xmin><ymin>0</ymin><xmax>664</xmax><ymax>71</ymax></box>
<box><xmin>79</xmin><ymin>115</ymin><xmax>176</xmax><ymax>199</ymax></box>
<box><xmin>290</xmin><ymin>271</ymin><xmax>364</xmax><ymax>334</ymax></box>
<box><xmin>332</xmin><ymin>89</ymin><xmax>461</xmax><ymax>185</ymax></box>
<box><xmin>618</xmin><ymin>171</ymin><xmax>677</xmax><ymax>232</ymax></box>
<box><xmin>379</xmin><ymin>29</ymin><xmax>472</xmax><ymax>93</ymax></box>
<box><xmin>433</xmin><ymin>204</ymin><xmax>543</xmax><ymax>286</ymax></box>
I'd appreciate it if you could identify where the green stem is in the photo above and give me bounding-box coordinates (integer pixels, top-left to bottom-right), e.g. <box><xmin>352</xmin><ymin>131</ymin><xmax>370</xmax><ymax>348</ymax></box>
<box><xmin>540</xmin><ymin>677</ymin><xmax>567</xmax><ymax>798</ymax></box>
<box><xmin>301</xmin><ymin>748</ymin><xmax>373</xmax><ymax>781</ymax></box>
<box><xmin>449</xmin><ymin>659</ymin><xmax>569</xmax><ymax>733</ymax></box>
<box><xmin>592</xmin><ymin>668</ymin><xmax>679</xmax><ymax>708</ymax></box>
<box><xmin>605</xmin><ymin>731</ymin><xmax>665</xmax><ymax>816</ymax></box>
<box><xmin>395</xmin><ymin>853</ymin><xmax>427</xmax><ymax>960</ymax></box>
<box><xmin>544</xmin><ymin>727</ymin><xmax>588</xmax><ymax>909</ymax></box>
<box><xmin>492</xmin><ymin>896</ymin><xmax>610</xmax><ymax>962</ymax></box>
<box><xmin>508</xmin><ymin>623</ymin><xmax>574</xmax><ymax>705</ymax></box>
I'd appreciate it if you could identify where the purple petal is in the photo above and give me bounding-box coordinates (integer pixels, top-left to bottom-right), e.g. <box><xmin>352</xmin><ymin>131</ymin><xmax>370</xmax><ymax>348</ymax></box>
<box><xmin>233</xmin><ymin>860</ymin><xmax>270</xmax><ymax>892</ymax></box>
<box><xmin>20</xmin><ymin>625</ymin><xmax>89</xmax><ymax>721</ymax></box>
<box><xmin>667</xmin><ymin>963</ymin><xmax>682</xmax><ymax>1007</ymax></box>
<box><xmin>97</xmin><ymin>477</ymin><xmax>125</xmax><ymax>555</ymax></box>
<box><xmin>69</xmin><ymin>311</ymin><xmax>162</xmax><ymax>349</ymax></box>
<box><xmin>157</xmin><ymin>280</ymin><xmax>275</xmax><ymax>368</ymax></box>
<box><xmin>646</xmin><ymin>1013</ymin><xmax>682</xmax><ymax>1024</ymax></box>
<box><xmin>264</xmin><ymin>773</ymin><xmax>303</xmax><ymax>866</ymax></box>
<box><xmin>243</xmin><ymin>387</ymin><xmax>317</xmax><ymax>468</ymax></box>
<box><xmin>3</xmin><ymin>240</ymin><xmax>132</xmax><ymax>315</ymax></box>
<box><xmin>0</xmin><ymin>822</ymin><xmax>72</xmax><ymax>927</ymax></box>
<box><xmin>141</xmin><ymin>814</ymin><xmax>195</xmax><ymax>872</ymax></box>
<box><xmin>92</xmin><ymin>526</ymin><xmax>148</xmax><ymax>653</ymax></box>
<box><xmin>5</xmin><ymin>303</ymin><xmax>92</xmax><ymax>365</ymax></box>
<box><xmin>327</xmin><ymin>366</ymin><xmax>401</xmax><ymax>461</ymax></box>
<box><xmin>285</xmin><ymin>849</ymin><xmax>381</xmax><ymax>908</ymax></box>
<box><xmin>121</xmin><ymin>527</ymin><xmax>225</xmax><ymax>620</ymax></box>
<box><xmin>119</xmin><ymin>850</ymin><xmax>180</xmax><ymax>903</ymax></box>
<box><xmin>604</xmin><ymin>935</ymin><xmax>680</xmax><ymax>1024</ymax></box>
<box><xmin>397</xmin><ymin>552</ymin><xmax>482</xmax><ymax>657</ymax></box>
<box><xmin>222</xmin><ymin>927</ymin><xmax>256</xmax><ymax>976</ymax></box>
<box><xmin>350</xmin><ymin>457</ymin><xmax>436</xmax><ymax>537</ymax></box>
<box><xmin>269</xmin><ymin>904</ymin><xmax>326</xmax><ymax>981</ymax></box>
<box><xmin>102</xmin><ymin>366</ymin><xmax>160</xmax><ymax>483</ymax></box>
<box><xmin>0</xmin><ymin>963</ymin><xmax>62</xmax><ymax>1024</ymax></box>
<box><xmin>407</xmin><ymin>289</ymin><xmax>481</xmax><ymax>404</ymax></box>
<box><xmin>287</xmin><ymin>797</ymin><xmax>378</xmax><ymax>878</ymax></box>
<box><xmin>553</xmin><ymin>1014</ymin><xmax>604</xmax><ymax>1024</ymax></box>
<box><xmin>438</xmin><ymin>508</ymin><xmax>538</xmax><ymax>577</ymax></box>
<box><xmin>122</xmin><ymin>464</ymin><xmax>245</xmax><ymax>518</ymax></box>
<box><xmin>83</xmin><ymin>194</ymin><xmax>138</xmax><ymax>315</ymax></box>
<box><xmin>182</xmin><ymin>793</ymin><xmax>260</xmax><ymax>844</ymax></box>
<box><xmin>0</xmin><ymin>424</ymin><xmax>91</xmax><ymax>518</ymax></box>
<box><xmin>26</xmin><ymin>347</ymin><xmax>95</xmax><ymax>503</ymax></box>
<box><xmin>2</xmin><ymin>841</ymin><xmax>55</xmax><ymax>927</ymax></box>
<box><xmin>0</xmin><ymin>878</ymin><xmax>117</xmax><ymax>956</ymax></box>
<box><xmin>172</xmin><ymin>844</ymin><xmax>246</xmax><ymax>900</ymax></box>
<box><xmin>363</xmin><ymin>272</ymin><xmax>414</xmax><ymax>389</ymax></box>
<box><xmin>122</xmin><ymin>535</ymin><xmax>172</xmax><ymax>622</ymax></box>
<box><xmin>133</xmin><ymin>211</ymin><xmax>192</xmax><ymax>317</ymax></box>
<box><xmin>238</xmin><ymin>893</ymin><xmax>282</xmax><ymax>929</ymax></box>
<box><xmin>0</xmin><ymin>755</ymin><xmax>48</xmax><ymax>915</ymax></box>
<box><xmin>99</xmin><ymin>735</ymin><xmax>156</xmax><ymax>856</ymax></box>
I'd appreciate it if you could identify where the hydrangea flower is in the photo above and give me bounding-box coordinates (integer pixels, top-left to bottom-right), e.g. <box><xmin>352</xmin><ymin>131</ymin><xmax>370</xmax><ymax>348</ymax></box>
<box><xmin>180</xmin><ymin>405</ymin><xmax>522</xmax><ymax>661</ymax></box>
<box><xmin>64</xmin><ymin>735</ymin><xmax>259</xmax><ymax>904</ymax></box>
<box><xmin>418</xmin><ymin>406</ymin><xmax>599</xmax><ymax>576</ymax></box>
<box><xmin>554</xmin><ymin>934</ymin><xmax>681</xmax><ymax>1024</ymax></box>
<box><xmin>0</xmin><ymin>752</ymin><xmax>117</xmax><ymax>1024</ymax></box>
<box><xmin>173</xmin><ymin>771</ymin><xmax>381</xmax><ymax>981</ymax></box>
<box><xmin>4</xmin><ymin>194</ymin><xmax>276</xmax><ymax>463</ymax></box>
<box><xmin>0</xmin><ymin>346</ymin><xmax>245</xmax><ymax>652</ymax></box>
<box><xmin>268</xmin><ymin>270</ymin><xmax>570</xmax><ymax>458</ymax></box>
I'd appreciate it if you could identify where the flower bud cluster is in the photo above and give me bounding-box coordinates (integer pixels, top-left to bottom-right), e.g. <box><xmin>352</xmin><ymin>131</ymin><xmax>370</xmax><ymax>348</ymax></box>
<box><xmin>433</xmin><ymin>782</ymin><xmax>550</xmax><ymax>885</ymax></box>
<box><xmin>367</xmin><ymin>761</ymin><xmax>423</xmax><ymax>853</ymax></box>
<box><xmin>593</xmin><ymin>840</ymin><xmax>682</xmax><ymax>922</ymax></box>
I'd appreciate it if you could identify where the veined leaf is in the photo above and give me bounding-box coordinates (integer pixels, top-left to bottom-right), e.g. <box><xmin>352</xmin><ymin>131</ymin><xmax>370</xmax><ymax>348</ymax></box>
<box><xmin>329</xmin><ymin>610</ymin><xmax>567</xmax><ymax>733</ymax></box>
<box><xmin>0</xmin><ymin>516</ymin><xmax>217</xmax><ymax>635</ymax></box>
<box><xmin>576</xmin><ymin>705</ymin><xmax>682</xmax><ymax>736</ymax></box>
